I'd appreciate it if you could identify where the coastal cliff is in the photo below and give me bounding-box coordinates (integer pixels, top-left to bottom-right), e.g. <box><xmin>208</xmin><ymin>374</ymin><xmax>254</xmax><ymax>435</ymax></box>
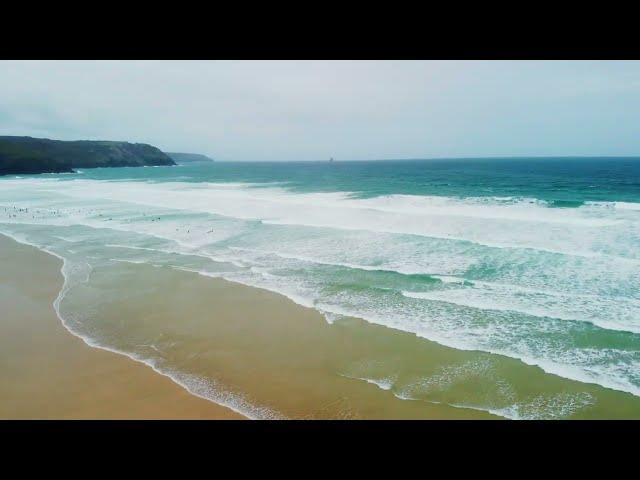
<box><xmin>166</xmin><ymin>152</ymin><xmax>214</xmax><ymax>164</ymax></box>
<box><xmin>0</xmin><ymin>136</ymin><xmax>175</xmax><ymax>175</ymax></box>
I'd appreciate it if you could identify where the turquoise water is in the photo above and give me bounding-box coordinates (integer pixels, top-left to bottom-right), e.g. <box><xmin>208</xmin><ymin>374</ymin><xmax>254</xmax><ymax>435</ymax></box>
<box><xmin>74</xmin><ymin>157</ymin><xmax>640</xmax><ymax>203</ymax></box>
<box><xmin>1</xmin><ymin>158</ymin><xmax>640</xmax><ymax>417</ymax></box>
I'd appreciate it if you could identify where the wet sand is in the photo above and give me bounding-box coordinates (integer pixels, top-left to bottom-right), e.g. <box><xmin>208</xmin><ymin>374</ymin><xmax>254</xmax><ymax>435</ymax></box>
<box><xmin>54</xmin><ymin>247</ymin><xmax>497</xmax><ymax>419</ymax></box>
<box><xmin>0</xmin><ymin>234</ymin><xmax>243</xmax><ymax>419</ymax></box>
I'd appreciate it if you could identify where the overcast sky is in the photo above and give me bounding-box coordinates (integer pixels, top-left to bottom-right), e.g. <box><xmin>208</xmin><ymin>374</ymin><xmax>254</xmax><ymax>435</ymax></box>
<box><xmin>1</xmin><ymin>60</ymin><xmax>639</xmax><ymax>161</ymax></box>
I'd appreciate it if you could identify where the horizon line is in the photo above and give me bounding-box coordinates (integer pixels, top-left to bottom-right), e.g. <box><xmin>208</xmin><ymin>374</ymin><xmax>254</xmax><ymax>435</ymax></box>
<box><xmin>210</xmin><ymin>155</ymin><xmax>640</xmax><ymax>163</ymax></box>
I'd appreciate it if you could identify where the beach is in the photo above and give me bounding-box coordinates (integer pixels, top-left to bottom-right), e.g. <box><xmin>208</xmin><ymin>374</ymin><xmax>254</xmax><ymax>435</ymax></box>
<box><xmin>0</xmin><ymin>234</ymin><xmax>243</xmax><ymax>419</ymax></box>
<box><xmin>3</xmin><ymin>60</ymin><xmax>640</xmax><ymax>421</ymax></box>
<box><xmin>2</xmin><ymin>158</ymin><xmax>640</xmax><ymax>419</ymax></box>
<box><xmin>4</xmin><ymin>228</ymin><xmax>638</xmax><ymax>419</ymax></box>
<box><xmin>0</xmin><ymin>233</ymin><xmax>496</xmax><ymax>419</ymax></box>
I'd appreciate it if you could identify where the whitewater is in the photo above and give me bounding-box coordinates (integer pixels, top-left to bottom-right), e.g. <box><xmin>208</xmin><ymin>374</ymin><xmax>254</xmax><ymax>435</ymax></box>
<box><xmin>1</xmin><ymin>158</ymin><xmax>639</xmax><ymax>416</ymax></box>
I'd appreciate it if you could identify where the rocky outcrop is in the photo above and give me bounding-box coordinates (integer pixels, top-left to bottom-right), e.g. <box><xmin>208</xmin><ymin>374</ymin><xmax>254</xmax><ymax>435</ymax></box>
<box><xmin>0</xmin><ymin>136</ymin><xmax>175</xmax><ymax>175</ymax></box>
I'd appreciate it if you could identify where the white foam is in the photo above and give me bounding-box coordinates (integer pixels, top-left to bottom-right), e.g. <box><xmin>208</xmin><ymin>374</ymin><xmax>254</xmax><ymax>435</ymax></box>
<box><xmin>450</xmin><ymin>392</ymin><xmax>596</xmax><ymax>420</ymax></box>
<box><xmin>4</xmin><ymin>177</ymin><xmax>638</xmax><ymax>259</ymax></box>
<box><xmin>432</xmin><ymin>275</ymin><xmax>467</xmax><ymax>284</ymax></box>
<box><xmin>586</xmin><ymin>201</ymin><xmax>640</xmax><ymax>211</ymax></box>
<box><xmin>110</xmin><ymin>258</ymin><xmax>148</xmax><ymax>264</ymax></box>
<box><xmin>402</xmin><ymin>280</ymin><xmax>640</xmax><ymax>334</ymax></box>
<box><xmin>2</xmin><ymin>177</ymin><xmax>640</xmax><ymax>401</ymax></box>
<box><xmin>340</xmin><ymin>373</ymin><xmax>396</xmax><ymax>391</ymax></box>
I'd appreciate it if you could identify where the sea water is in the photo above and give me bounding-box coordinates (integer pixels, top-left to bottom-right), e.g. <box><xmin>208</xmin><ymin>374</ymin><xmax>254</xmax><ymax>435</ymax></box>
<box><xmin>1</xmin><ymin>158</ymin><xmax>639</xmax><ymax>418</ymax></box>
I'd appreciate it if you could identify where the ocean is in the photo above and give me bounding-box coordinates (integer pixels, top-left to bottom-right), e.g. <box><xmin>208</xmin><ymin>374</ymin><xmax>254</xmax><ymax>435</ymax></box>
<box><xmin>1</xmin><ymin>157</ymin><xmax>640</xmax><ymax>419</ymax></box>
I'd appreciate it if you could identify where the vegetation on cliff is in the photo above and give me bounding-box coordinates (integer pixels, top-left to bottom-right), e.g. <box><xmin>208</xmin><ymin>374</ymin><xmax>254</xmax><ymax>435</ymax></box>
<box><xmin>0</xmin><ymin>136</ymin><xmax>175</xmax><ymax>175</ymax></box>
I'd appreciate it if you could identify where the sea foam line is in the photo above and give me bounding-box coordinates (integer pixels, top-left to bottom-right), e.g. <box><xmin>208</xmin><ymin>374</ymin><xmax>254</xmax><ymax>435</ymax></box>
<box><xmin>5</xmin><ymin>178</ymin><xmax>638</xmax><ymax>262</ymax></box>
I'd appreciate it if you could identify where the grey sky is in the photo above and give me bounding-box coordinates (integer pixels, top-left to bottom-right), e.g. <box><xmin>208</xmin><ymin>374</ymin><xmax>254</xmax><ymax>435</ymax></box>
<box><xmin>1</xmin><ymin>60</ymin><xmax>639</xmax><ymax>161</ymax></box>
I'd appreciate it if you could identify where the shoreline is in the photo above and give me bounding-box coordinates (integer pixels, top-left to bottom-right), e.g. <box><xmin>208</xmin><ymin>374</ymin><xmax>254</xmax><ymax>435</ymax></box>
<box><xmin>0</xmin><ymin>233</ymin><xmax>244</xmax><ymax>419</ymax></box>
<box><xmin>0</xmin><ymin>232</ymin><xmax>494</xmax><ymax>419</ymax></box>
<box><xmin>4</xmin><ymin>228</ymin><xmax>636</xmax><ymax>419</ymax></box>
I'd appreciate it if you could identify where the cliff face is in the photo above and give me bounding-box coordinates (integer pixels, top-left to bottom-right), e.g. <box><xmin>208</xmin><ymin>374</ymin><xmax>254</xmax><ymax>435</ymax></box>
<box><xmin>0</xmin><ymin>136</ymin><xmax>175</xmax><ymax>175</ymax></box>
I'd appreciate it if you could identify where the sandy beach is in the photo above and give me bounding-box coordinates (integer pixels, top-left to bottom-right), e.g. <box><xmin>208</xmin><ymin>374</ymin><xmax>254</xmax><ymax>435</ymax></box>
<box><xmin>0</xmin><ymin>234</ymin><xmax>243</xmax><ymax>419</ymax></box>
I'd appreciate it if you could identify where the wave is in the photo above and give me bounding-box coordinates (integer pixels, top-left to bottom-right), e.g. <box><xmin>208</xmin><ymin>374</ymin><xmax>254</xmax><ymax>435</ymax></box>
<box><xmin>447</xmin><ymin>392</ymin><xmax>596</xmax><ymax>420</ymax></box>
<box><xmin>339</xmin><ymin>371</ymin><xmax>595</xmax><ymax>420</ymax></box>
<box><xmin>2</xmin><ymin>177</ymin><xmax>639</xmax><ymax>261</ymax></box>
<box><xmin>4</xmin><ymin>222</ymin><xmax>640</xmax><ymax>399</ymax></box>
<box><xmin>227</xmin><ymin>246</ymin><xmax>442</xmax><ymax>276</ymax></box>
<box><xmin>586</xmin><ymin>201</ymin><xmax>640</xmax><ymax>211</ymax></box>
<box><xmin>2</xmin><ymin>178</ymin><xmax>640</xmax><ymax>401</ymax></box>
<box><xmin>402</xmin><ymin>280</ymin><xmax>640</xmax><ymax>334</ymax></box>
